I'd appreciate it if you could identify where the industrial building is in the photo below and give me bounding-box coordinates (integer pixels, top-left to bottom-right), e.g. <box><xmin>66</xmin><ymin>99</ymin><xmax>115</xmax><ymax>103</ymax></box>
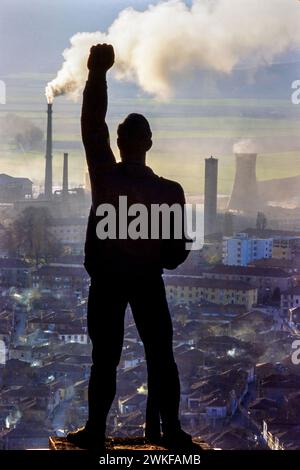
<box><xmin>13</xmin><ymin>103</ymin><xmax>89</xmax><ymax>219</ymax></box>
<box><xmin>0</xmin><ymin>174</ymin><xmax>32</xmax><ymax>203</ymax></box>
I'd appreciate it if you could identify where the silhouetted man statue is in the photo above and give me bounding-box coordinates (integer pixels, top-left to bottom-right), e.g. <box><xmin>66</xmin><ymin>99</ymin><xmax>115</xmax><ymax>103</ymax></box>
<box><xmin>67</xmin><ymin>44</ymin><xmax>193</xmax><ymax>452</ymax></box>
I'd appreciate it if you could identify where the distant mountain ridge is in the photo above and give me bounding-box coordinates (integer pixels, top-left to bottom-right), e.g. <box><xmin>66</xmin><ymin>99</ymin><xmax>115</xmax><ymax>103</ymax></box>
<box><xmin>258</xmin><ymin>174</ymin><xmax>300</xmax><ymax>203</ymax></box>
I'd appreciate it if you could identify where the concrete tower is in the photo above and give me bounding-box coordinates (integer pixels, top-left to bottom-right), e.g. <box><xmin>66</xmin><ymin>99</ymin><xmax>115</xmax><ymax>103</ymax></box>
<box><xmin>204</xmin><ymin>156</ymin><xmax>218</xmax><ymax>238</ymax></box>
<box><xmin>228</xmin><ymin>153</ymin><xmax>260</xmax><ymax>213</ymax></box>
<box><xmin>44</xmin><ymin>103</ymin><xmax>53</xmax><ymax>199</ymax></box>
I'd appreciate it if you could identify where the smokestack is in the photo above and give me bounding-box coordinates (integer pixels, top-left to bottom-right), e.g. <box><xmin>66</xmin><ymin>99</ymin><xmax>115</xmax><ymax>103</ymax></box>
<box><xmin>204</xmin><ymin>156</ymin><xmax>218</xmax><ymax>239</ymax></box>
<box><xmin>62</xmin><ymin>152</ymin><xmax>69</xmax><ymax>199</ymax></box>
<box><xmin>228</xmin><ymin>153</ymin><xmax>260</xmax><ymax>213</ymax></box>
<box><xmin>44</xmin><ymin>103</ymin><xmax>53</xmax><ymax>199</ymax></box>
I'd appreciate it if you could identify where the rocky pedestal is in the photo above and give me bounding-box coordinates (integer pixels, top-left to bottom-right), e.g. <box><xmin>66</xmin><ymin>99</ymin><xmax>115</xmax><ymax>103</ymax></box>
<box><xmin>49</xmin><ymin>436</ymin><xmax>211</xmax><ymax>451</ymax></box>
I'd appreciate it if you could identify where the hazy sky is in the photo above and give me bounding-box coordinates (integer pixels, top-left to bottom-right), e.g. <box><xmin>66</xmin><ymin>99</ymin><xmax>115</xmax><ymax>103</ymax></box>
<box><xmin>0</xmin><ymin>0</ymin><xmax>300</xmax><ymax>194</ymax></box>
<box><xmin>0</xmin><ymin>0</ymin><xmax>298</xmax><ymax>76</ymax></box>
<box><xmin>0</xmin><ymin>1</ymin><xmax>164</xmax><ymax>74</ymax></box>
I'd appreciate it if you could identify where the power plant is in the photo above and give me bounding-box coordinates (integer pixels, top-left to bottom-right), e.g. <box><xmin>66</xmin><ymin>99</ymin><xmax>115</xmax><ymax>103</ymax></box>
<box><xmin>12</xmin><ymin>100</ymin><xmax>88</xmax><ymax>218</ymax></box>
<box><xmin>228</xmin><ymin>152</ymin><xmax>261</xmax><ymax>213</ymax></box>
<box><xmin>204</xmin><ymin>156</ymin><xmax>218</xmax><ymax>238</ymax></box>
<box><xmin>11</xmin><ymin>97</ymin><xmax>298</xmax><ymax>238</ymax></box>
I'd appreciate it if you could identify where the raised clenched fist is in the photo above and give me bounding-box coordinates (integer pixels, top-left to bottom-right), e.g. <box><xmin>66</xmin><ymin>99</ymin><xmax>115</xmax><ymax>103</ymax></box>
<box><xmin>87</xmin><ymin>44</ymin><xmax>115</xmax><ymax>72</ymax></box>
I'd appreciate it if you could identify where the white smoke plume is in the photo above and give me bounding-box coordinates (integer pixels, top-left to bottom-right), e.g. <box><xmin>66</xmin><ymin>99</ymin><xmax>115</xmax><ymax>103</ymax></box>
<box><xmin>46</xmin><ymin>0</ymin><xmax>300</xmax><ymax>102</ymax></box>
<box><xmin>233</xmin><ymin>139</ymin><xmax>257</xmax><ymax>154</ymax></box>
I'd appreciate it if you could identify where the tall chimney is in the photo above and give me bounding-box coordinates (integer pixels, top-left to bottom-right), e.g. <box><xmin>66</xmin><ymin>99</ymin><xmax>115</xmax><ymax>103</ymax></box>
<box><xmin>44</xmin><ymin>103</ymin><xmax>53</xmax><ymax>199</ymax></box>
<box><xmin>62</xmin><ymin>152</ymin><xmax>69</xmax><ymax>199</ymax></box>
<box><xmin>204</xmin><ymin>156</ymin><xmax>218</xmax><ymax>239</ymax></box>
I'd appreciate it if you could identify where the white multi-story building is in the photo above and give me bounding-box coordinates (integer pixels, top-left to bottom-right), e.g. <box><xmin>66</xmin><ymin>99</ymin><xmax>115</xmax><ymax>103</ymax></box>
<box><xmin>222</xmin><ymin>233</ymin><xmax>273</xmax><ymax>266</ymax></box>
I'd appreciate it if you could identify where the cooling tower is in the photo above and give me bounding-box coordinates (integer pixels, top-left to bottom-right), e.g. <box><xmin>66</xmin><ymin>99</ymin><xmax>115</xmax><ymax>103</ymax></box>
<box><xmin>228</xmin><ymin>153</ymin><xmax>260</xmax><ymax>213</ymax></box>
<box><xmin>44</xmin><ymin>103</ymin><xmax>53</xmax><ymax>199</ymax></box>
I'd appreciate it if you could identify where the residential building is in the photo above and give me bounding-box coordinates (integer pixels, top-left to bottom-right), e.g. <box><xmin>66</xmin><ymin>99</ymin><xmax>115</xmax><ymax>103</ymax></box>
<box><xmin>272</xmin><ymin>236</ymin><xmax>300</xmax><ymax>260</ymax></box>
<box><xmin>48</xmin><ymin>217</ymin><xmax>87</xmax><ymax>255</ymax></box>
<box><xmin>164</xmin><ymin>275</ymin><xmax>257</xmax><ymax>310</ymax></box>
<box><xmin>9</xmin><ymin>346</ymin><xmax>33</xmax><ymax>363</ymax></box>
<box><xmin>0</xmin><ymin>258</ymin><xmax>34</xmax><ymax>288</ymax></box>
<box><xmin>55</xmin><ymin>326</ymin><xmax>89</xmax><ymax>345</ymax></box>
<box><xmin>203</xmin><ymin>265</ymin><xmax>293</xmax><ymax>302</ymax></box>
<box><xmin>252</xmin><ymin>257</ymin><xmax>300</xmax><ymax>275</ymax></box>
<box><xmin>288</xmin><ymin>306</ymin><xmax>300</xmax><ymax>332</ymax></box>
<box><xmin>222</xmin><ymin>233</ymin><xmax>273</xmax><ymax>266</ymax></box>
<box><xmin>281</xmin><ymin>286</ymin><xmax>300</xmax><ymax>315</ymax></box>
<box><xmin>118</xmin><ymin>393</ymin><xmax>147</xmax><ymax>415</ymax></box>
<box><xmin>202</xmin><ymin>237</ymin><xmax>223</xmax><ymax>265</ymax></box>
<box><xmin>0</xmin><ymin>311</ymin><xmax>13</xmax><ymax>359</ymax></box>
<box><xmin>187</xmin><ymin>369</ymin><xmax>249</xmax><ymax>419</ymax></box>
<box><xmin>0</xmin><ymin>338</ymin><xmax>7</xmax><ymax>365</ymax></box>
<box><xmin>32</xmin><ymin>263</ymin><xmax>89</xmax><ymax>299</ymax></box>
